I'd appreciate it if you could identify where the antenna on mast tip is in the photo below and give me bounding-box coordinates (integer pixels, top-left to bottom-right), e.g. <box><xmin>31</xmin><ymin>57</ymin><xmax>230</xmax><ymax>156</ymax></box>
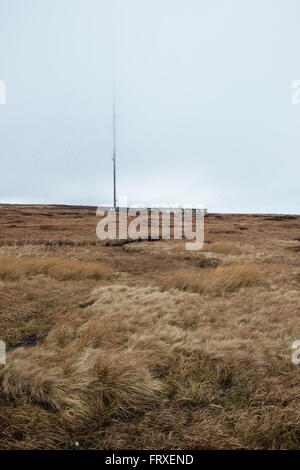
<box><xmin>113</xmin><ymin>81</ymin><xmax>117</xmax><ymax>210</ymax></box>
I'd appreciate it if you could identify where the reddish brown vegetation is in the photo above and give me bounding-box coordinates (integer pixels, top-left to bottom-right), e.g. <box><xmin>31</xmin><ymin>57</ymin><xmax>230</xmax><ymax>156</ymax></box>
<box><xmin>0</xmin><ymin>205</ymin><xmax>300</xmax><ymax>449</ymax></box>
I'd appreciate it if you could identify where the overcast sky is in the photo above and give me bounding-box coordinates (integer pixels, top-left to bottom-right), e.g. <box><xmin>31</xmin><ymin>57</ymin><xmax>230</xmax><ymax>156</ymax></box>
<box><xmin>0</xmin><ymin>0</ymin><xmax>299</xmax><ymax>213</ymax></box>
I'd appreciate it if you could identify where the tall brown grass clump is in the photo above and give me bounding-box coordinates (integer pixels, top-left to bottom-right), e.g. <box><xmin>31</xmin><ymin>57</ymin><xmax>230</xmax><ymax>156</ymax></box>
<box><xmin>0</xmin><ymin>288</ymin><xmax>166</xmax><ymax>426</ymax></box>
<box><xmin>163</xmin><ymin>264</ymin><xmax>261</xmax><ymax>295</ymax></box>
<box><xmin>0</xmin><ymin>281</ymin><xmax>298</xmax><ymax>449</ymax></box>
<box><xmin>0</xmin><ymin>284</ymin><xmax>201</xmax><ymax>435</ymax></box>
<box><xmin>0</xmin><ymin>256</ymin><xmax>112</xmax><ymax>281</ymax></box>
<box><xmin>1</xmin><ymin>347</ymin><xmax>160</xmax><ymax>424</ymax></box>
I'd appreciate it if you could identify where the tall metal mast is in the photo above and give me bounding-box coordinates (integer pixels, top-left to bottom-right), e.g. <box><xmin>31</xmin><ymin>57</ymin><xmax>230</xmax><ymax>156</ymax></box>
<box><xmin>113</xmin><ymin>82</ymin><xmax>117</xmax><ymax>210</ymax></box>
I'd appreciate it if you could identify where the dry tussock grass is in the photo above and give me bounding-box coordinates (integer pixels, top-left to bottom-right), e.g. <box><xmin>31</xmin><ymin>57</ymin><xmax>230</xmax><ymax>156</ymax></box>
<box><xmin>1</xmin><ymin>281</ymin><xmax>300</xmax><ymax>449</ymax></box>
<box><xmin>0</xmin><ymin>256</ymin><xmax>112</xmax><ymax>281</ymax></box>
<box><xmin>1</xmin><ymin>289</ymin><xmax>168</xmax><ymax>429</ymax></box>
<box><xmin>2</xmin><ymin>346</ymin><xmax>161</xmax><ymax>424</ymax></box>
<box><xmin>0</xmin><ymin>285</ymin><xmax>234</xmax><ymax>443</ymax></box>
<box><xmin>163</xmin><ymin>264</ymin><xmax>261</xmax><ymax>295</ymax></box>
<box><xmin>1</xmin><ymin>207</ymin><xmax>300</xmax><ymax>449</ymax></box>
<box><xmin>0</xmin><ymin>285</ymin><xmax>215</xmax><ymax>445</ymax></box>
